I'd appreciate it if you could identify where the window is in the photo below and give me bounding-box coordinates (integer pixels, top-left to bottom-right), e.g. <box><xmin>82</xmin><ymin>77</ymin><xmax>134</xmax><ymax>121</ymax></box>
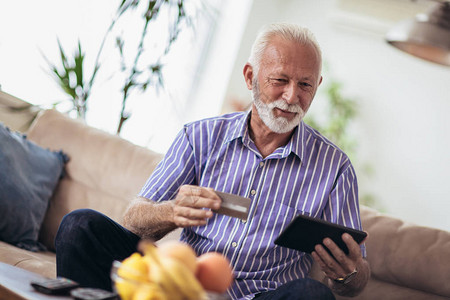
<box><xmin>0</xmin><ymin>0</ymin><xmax>252</xmax><ymax>153</ymax></box>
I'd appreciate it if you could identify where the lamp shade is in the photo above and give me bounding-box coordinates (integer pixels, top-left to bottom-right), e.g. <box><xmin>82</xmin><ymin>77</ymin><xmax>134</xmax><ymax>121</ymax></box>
<box><xmin>386</xmin><ymin>2</ymin><xmax>450</xmax><ymax>66</ymax></box>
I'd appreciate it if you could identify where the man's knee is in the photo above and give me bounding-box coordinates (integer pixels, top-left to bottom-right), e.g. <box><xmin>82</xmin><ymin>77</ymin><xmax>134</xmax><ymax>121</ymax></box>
<box><xmin>55</xmin><ymin>209</ymin><xmax>108</xmax><ymax>249</ymax></box>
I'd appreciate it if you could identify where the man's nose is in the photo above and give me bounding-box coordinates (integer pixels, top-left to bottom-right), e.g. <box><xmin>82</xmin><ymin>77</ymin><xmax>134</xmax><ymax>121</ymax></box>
<box><xmin>283</xmin><ymin>83</ymin><xmax>300</xmax><ymax>105</ymax></box>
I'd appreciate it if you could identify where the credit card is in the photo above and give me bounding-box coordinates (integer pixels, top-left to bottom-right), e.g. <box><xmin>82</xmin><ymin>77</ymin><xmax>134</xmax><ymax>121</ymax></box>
<box><xmin>214</xmin><ymin>191</ymin><xmax>251</xmax><ymax>220</ymax></box>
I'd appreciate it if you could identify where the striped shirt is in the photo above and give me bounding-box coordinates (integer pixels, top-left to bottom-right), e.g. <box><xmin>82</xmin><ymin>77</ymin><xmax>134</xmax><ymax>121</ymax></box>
<box><xmin>139</xmin><ymin>110</ymin><xmax>366</xmax><ymax>300</ymax></box>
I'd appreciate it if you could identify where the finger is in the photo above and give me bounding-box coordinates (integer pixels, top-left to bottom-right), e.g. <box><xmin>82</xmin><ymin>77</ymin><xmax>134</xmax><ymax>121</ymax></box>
<box><xmin>314</xmin><ymin>243</ymin><xmax>346</xmax><ymax>278</ymax></box>
<box><xmin>174</xmin><ymin>206</ymin><xmax>213</xmax><ymax>220</ymax></box>
<box><xmin>341</xmin><ymin>233</ymin><xmax>363</xmax><ymax>260</ymax></box>
<box><xmin>311</xmin><ymin>250</ymin><xmax>333</xmax><ymax>277</ymax></box>
<box><xmin>190</xmin><ymin>186</ymin><xmax>201</xmax><ymax>197</ymax></box>
<box><xmin>324</xmin><ymin>237</ymin><xmax>360</xmax><ymax>275</ymax></box>
<box><xmin>173</xmin><ymin>206</ymin><xmax>213</xmax><ymax>228</ymax></box>
<box><xmin>179</xmin><ymin>185</ymin><xmax>202</xmax><ymax>206</ymax></box>
<box><xmin>174</xmin><ymin>215</ymin><xmax>209</xmax><ymax>227</ymax></box>
<box><xmin>202</xmin><ymin>187</ymin><xmax>222</xmax><ymax>201</ymax></box>
<box><xmin>312</xmin><ymin>246</ymin><xmax>341</xmax><ymax>279</ymax></box>
<box><xmin>323</xmin><ymin>238</ymin><xmax>348</xmax><ymax>265</ymax></box>
<box><xmin>177</xmin><ymin>186</ymin><xmax>221</xmax><ymax>209</ymax></box>
<box><xmin>176</xmin><ymin>193</ymin><xmax>220</xmax><ymax>211</ymax></box>
<box><xmin>179</xmin><ymin>185</ymin><xmax>220</xmax><ymax>199</ymax></box>
<box><xmin>360</xmin><ymin>231</ymin><xmax>369</xmax><ymax>244</ymax></box>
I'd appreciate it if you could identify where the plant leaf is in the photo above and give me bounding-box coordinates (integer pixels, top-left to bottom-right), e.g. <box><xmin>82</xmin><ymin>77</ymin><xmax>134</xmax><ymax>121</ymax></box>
<box><xmin>73</xmin><ymin>40</ymin><xmax>85</xmax><ymax>89</ymax></box>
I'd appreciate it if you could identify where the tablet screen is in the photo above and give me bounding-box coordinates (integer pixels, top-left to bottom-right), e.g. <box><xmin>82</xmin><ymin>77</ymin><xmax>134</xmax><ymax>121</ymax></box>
<box><xmin>274</xmin><ymin>214</ymin><xmax>367</xmax><ymax>255</ymax></box>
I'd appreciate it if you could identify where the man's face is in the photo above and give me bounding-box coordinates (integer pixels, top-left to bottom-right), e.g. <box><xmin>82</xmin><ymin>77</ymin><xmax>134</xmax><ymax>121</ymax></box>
<box><xmin>249</xmin><ymin>37</ymin><xmax>322</xmax><ymax>134</ymax></box>
<box><xmin>252</xmin><ymin>78</ymin><xmax>306</xmax><ymax>134</ymax></box>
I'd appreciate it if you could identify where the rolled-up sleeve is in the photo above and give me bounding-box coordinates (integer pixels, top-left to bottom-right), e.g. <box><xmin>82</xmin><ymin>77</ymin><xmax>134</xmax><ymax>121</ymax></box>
<box><xmin>139</xmin><ymin>126</ymin><xmax>196</xmax><ymax>202</ymax></box>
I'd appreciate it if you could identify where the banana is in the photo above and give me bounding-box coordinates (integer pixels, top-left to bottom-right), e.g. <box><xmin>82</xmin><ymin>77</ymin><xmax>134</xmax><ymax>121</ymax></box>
<box><xmin>147</xmin><ymin>260</ymin><xmax>183</xmax><ymax>300</ymax></box>
<box><xmin>134</xmin><ymin>241</ymin><xmax>206</xmax><ymax>300</ymax></box>
<box><xmin>143</xmin><ymin>246</ymin><xmax>182</xmax><ymax>300</ymax></box>
<box><xmin>133</xmin><ymin>283</ymin><xmax>168</xmax><ymax>300</ymax></box>
<box><xmin>158</xmin><ymin>256</ymin><xmax>206</xmax><ymax>300</ymax></box>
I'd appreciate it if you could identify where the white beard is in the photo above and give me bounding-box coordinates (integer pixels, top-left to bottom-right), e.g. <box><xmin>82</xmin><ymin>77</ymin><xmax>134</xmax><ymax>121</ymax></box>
<box><xmin>252</xmin><ymin>80</ymin><xmax>306</xmax><ymax>134</ymax></box>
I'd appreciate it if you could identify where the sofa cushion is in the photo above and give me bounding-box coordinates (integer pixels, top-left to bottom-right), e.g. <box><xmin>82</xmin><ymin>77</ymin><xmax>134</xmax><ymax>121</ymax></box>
<box><xmin>26</xmin><ymin>110</ymin><xmax>163</xmax><ymax>251</ymax></box>
<box><xmin>0</xmin><ymin>241</ymin><xmax>56</xmax><ymax>278</ymax></box>
<box><xmin>336</xmin><ymin>275</ymin><xmax>450</xmax><ymax>300</ymax></box>
<box><xmin>0</xmin><ymin>123</ymin><xmax>68</xmax><ymax>251</ymax></box>
<box><xmin>360</xmin><ymin>206</ymin><xmax>450</xmax><ymax>298</ymax></box>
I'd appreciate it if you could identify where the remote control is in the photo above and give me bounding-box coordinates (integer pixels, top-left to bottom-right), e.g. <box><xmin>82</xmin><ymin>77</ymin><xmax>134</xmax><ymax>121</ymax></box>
<box><xmin>70</xmin><ymin>288</ymin><xmax>119</xmax><ymax>300</ymax></box>
<box><xmin>31</xmin><ymin>277</ymin><xmax>79</xmax><ymax>295</ymax></box>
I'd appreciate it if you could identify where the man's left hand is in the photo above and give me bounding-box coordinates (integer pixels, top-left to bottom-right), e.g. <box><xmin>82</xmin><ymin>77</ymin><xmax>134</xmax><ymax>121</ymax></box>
<box><xmin>311</xmin><ymin>233</ymin><xmax>370</xmax><ymax>296</ymax></box>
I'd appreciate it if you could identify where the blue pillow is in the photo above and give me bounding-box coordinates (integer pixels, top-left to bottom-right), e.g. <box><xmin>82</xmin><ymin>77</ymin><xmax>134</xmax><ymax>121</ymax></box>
<box><xmin>0</xmin><ymin>123</ymin><xmax>68</xmax><ymax>252</ymax></box>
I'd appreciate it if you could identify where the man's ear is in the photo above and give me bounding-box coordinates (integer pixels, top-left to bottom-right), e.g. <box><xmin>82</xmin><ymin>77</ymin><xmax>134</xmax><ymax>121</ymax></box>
<box><xmin>243</xmin><ymin>63</ymin><xmax>254</xmax><ymax>90</ymax></box>
<box><xmin>318</xmin><ymin>75</ymin><xmax>323</xmax><ymax>87</ymax></box>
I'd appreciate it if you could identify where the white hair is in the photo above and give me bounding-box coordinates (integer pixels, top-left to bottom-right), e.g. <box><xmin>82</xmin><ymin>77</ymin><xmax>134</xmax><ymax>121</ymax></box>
<box><xmin>248</xmin><ymin>22</ymin><xmax>322</xmax><ymax>76</ymax></box>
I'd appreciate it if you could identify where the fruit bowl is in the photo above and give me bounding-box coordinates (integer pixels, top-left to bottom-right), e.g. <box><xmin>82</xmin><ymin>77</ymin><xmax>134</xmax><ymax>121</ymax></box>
<box><xmin>110</xmin><ymin>239</ymin><xmax>233</xmax><ymax>300</ymax></box>
<box><xmin>111</xmin><ymin>261</ymin><xmax>230</xmax><ymax>300</ymax></box>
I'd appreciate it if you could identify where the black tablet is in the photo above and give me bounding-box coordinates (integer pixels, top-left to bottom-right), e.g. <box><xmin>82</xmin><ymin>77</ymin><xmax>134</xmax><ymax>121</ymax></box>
<box><xmin>274</xmin><ymin>214</ymin><xmax>367</xmax><ymax>255</ymax></box>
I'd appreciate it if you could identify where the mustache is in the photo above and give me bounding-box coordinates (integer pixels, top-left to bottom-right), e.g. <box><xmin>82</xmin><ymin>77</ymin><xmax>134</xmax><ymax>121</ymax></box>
<box><xmin>269</xmin><ymin>99</ymin><xmax>304</xmax><ymax>114</ymax></box>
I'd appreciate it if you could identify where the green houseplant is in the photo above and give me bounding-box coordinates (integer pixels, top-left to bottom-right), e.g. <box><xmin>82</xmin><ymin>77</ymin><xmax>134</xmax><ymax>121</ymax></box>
<box><xmin>43</xmin><ymin>0</ymin><xmax>208</xmax><ymax>134</ymax></box>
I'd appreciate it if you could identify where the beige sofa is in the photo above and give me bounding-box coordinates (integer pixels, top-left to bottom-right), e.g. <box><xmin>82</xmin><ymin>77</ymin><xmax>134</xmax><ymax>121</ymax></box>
<box><xmin>1</xmin><ymin>95</ymin><xmax>449</xmax><ymax>299</ymax></box>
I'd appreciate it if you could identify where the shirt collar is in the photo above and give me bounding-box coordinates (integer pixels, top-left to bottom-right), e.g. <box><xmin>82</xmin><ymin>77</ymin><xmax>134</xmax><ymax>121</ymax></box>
<box><xmin>284</xmin><ymin>121</ymin><xmax>305</xmax><ymax>160</ymax></box>
<box><xmin>224</xmin><ymin>110</ymin><xmax>306</xmax><ymax>161</ymax></box>
<box><xmin>224</xmin><ymin>110</ymin><xmax>251</xmax><ymax>144</ymax></box>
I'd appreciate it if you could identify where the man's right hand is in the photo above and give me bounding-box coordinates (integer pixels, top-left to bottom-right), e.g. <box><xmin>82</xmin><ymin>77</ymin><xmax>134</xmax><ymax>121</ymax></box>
<box><xmin>172</xmin><ymin>185</ymin><xmax>222</xmax><ymax>227</ymax></box>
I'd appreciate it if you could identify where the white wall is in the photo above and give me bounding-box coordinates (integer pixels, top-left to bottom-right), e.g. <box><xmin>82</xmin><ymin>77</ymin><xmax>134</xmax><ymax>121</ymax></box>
<box><xmin>0</xmin><ymin>0</ymin><xmax>225</xmax><ymax>154</ymax></box>
<box><xmin>223</xmin><ymin>0</ymin><xmax>450</xmax><ymax>231</ymax></box>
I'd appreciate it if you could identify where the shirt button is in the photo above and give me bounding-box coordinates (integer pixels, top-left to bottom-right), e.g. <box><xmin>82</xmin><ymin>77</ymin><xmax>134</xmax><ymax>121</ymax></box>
<box><xmin>259</xmin><ymin>161</ymin><xmax>264</xmax><ymax>168</ymax></box>
<box><xmin>250</xmin><ymin>190</ymin><xmax>256</xmax><ymax>195</ymax></box>
<box><xmin>232</xmin><ymin>242</ymin><xmax>237</xmax><ymax>247</ymax></box>
<box><xmin>242</xmin><ymin>220</ymin><xmax>247</xmax><ymax>224</ymax></box>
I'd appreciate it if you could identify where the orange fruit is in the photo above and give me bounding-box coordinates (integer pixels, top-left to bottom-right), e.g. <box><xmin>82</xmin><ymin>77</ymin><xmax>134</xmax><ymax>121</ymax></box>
<box><xmin>196</xmin><ymin>252</ymin><xmax>233</xmax><ymax>293</ymax></box>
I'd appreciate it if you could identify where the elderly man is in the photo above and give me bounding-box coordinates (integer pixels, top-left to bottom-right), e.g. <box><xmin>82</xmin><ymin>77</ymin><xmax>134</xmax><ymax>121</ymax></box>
<box><xmin>56</xmin><ymin>22</ymin><xmax>370</xmax><ymax>299</ymax></box>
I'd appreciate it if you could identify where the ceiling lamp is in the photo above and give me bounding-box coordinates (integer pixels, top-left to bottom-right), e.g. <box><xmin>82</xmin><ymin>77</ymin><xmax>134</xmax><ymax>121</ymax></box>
<box><xmin>385</xmin><ymin>1</ymin><xmax>450</xmax><ymax>66</ymax></box>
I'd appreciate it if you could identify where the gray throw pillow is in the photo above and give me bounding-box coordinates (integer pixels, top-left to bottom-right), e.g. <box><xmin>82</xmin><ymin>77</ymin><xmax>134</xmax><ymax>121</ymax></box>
<box><xmin>0</xmin><ymin>123</ymin><xmax>68</xmax><ymax>251</ymax></box>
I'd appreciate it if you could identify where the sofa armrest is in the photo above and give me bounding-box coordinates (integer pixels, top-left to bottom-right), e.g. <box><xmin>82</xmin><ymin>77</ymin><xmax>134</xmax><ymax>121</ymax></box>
<box><xmin>0</xmin><ymin>91</ymin><xmax>40</xmax><ymax>132</ymax></box>
<box><xmin>360</xmin><ymin>205</ymin><xmax>450</xmax><ymax>297</ymax></box>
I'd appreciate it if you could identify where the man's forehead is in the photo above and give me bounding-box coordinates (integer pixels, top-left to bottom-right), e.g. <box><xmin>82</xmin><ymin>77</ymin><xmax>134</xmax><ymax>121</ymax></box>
<box><xmin>260</xmin><ymin>44</ymin><xmax>321</xmax><ymax>80</ymax></box>
<box><xmin>263</xmin><ymin>39</ymin><xmax>319</xmax><ymax>64</ymax></box>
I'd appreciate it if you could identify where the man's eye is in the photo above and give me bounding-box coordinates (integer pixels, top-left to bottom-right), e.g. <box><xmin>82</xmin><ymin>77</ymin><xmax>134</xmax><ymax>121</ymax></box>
<box><xmin>299</xmin><ymin>82</ymin><xmax>312</xmax><ymax>87</ymax></box>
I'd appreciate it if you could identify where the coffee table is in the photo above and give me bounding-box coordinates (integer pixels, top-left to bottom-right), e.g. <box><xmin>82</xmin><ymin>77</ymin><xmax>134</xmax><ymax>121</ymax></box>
<box><xmin>0</xmin><ymin>262</ymin><xmax>232</xmax><ymax>300</ymax></box>
<box><xmin>0</xmin><ymin>262</ymin><xmax>70</xmax><ymax>300</ymax></box>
